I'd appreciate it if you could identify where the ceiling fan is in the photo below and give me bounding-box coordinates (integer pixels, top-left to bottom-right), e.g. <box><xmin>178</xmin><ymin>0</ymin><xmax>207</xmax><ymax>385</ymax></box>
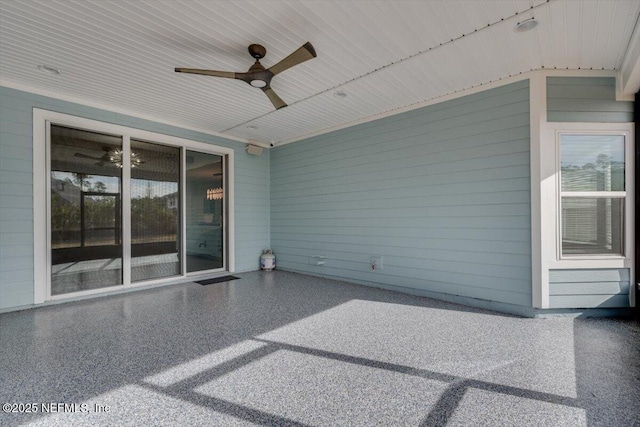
<box><xmin>74</xmin><ymin>148</ymin><xmax>111</xmax><ymax>166</ymax></box>
<box><xmin>74</xmin><ymin>148</ymin><xmax>145</xmax><ymax>167</ymax></box>
<box><xmin>175</xmin><ymin>42</ymin><xmax>317</xmax><ymax>110</ymax></box>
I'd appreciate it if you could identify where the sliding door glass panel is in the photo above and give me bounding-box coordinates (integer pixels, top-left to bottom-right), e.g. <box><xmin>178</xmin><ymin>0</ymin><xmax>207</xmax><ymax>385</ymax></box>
<box><xmin>50</xmin><ymin>125</ymin><xmax>123</xmax><ymax>295</ymax></box>
<box><xmin>186</xmin><ymin>151</ymin><xmax>224</xmax><ymax>273</ymax></box>
<box><xmin>130</xmin><ymin>140</ymin><xmax>181</xmax><ymax>282</ymax></box>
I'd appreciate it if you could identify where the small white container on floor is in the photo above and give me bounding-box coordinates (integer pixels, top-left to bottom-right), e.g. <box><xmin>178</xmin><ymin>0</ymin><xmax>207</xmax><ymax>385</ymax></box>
<box><xmin>260</xmin><ymin>249</ymin><xmax>276</xmax><ymax>271</ymax></box>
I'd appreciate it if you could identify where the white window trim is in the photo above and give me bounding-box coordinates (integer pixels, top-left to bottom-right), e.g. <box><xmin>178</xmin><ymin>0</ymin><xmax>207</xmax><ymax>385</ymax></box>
<box><xmin>33</xmin><ymin>109</ymin><xmax>236</xmax><ymax>304</ymax></box>
<box><xmin>551</xmin><ymin>125</ymin><xmax>634</xmax><ymax>266</ymax></box>
<box><xmin>537</xmin><ymin>121</ymin><xmax>634</xmax><ymax>308</ymax></box>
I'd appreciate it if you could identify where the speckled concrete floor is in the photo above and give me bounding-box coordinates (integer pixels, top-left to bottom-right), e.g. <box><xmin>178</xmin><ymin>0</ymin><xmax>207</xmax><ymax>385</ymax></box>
<box><xmin>1</xmin><ymin>271</ymin><xmax>638</xmax><ymax>426</ymax></box>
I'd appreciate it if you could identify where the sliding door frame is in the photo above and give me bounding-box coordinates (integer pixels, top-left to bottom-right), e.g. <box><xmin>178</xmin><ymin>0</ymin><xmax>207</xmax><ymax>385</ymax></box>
<box><xmin>33</xmin><ymin>109</ymin><xmax>235</xmax><ymax>304</ymax></box>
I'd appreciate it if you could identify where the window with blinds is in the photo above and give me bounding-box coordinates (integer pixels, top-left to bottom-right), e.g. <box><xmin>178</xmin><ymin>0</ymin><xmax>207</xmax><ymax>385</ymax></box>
<box><xmin>559</xmin><ymin>134</ymin><xmax>626</xmax><ymax>256</ymax></box>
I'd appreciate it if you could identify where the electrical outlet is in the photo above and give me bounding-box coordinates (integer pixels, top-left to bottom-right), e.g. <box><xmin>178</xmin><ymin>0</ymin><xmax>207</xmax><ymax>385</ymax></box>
<box><xmin>370</xmin><ymin>256</ymin><xmax>383</xmax><ymax>270</ymax></box>
<box><xmin>310</xmin><ymin>255</ymin><xmax>326</xmax><ymax>266</ymax></box>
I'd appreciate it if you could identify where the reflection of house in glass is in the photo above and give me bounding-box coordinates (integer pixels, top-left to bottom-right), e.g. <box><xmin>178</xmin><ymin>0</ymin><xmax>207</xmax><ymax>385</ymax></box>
<box><xmin>51</xmin><ymin>172</ymin><xmax>121</xmax><ymax>250</ymax></box>
<box><xmin>51</xmin><ymin>176</ymin><xmax>81</xmax><ymax>249</ymax></box>
<box><xmin>162</xmin><ymin>192</ymin><xmax>179</xmax><ymax>210</ymax></box>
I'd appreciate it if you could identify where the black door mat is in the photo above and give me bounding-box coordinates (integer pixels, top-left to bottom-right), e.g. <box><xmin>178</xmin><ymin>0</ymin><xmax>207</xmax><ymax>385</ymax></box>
<box><xmin>196</xmin><ymin>276</ymin><xmax>240</xmax><ymax>286</ymax></box>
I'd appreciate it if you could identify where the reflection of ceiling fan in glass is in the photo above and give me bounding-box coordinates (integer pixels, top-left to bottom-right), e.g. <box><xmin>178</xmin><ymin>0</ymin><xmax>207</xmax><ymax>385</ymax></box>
<box><xmin>74</xmin><ymin>148</ymin><xmax>144</xmax><ymax>168</ymax></box>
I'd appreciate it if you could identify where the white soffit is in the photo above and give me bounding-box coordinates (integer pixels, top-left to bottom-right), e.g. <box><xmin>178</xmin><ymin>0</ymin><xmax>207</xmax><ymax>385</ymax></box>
<box><xmin>0</xmin><ymin>0</ymin><xmax>638</xmax><ymax>146</ymax></box>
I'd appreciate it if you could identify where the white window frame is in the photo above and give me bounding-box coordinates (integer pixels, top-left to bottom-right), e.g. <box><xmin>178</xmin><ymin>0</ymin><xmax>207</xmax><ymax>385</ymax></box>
<box><xmin>556</xmin><ymin>130</ymin><xmax>631</xmax><ymax>260</ymax></box>
<box><xmin>545</xmin><ymin>123</ymin><xmax>634</xmax><ymax>271</ymax></box>
<box><xmin>33</xmin><ymin>109</ymin><xmax>236</xmax><ymax>304</ymax></box>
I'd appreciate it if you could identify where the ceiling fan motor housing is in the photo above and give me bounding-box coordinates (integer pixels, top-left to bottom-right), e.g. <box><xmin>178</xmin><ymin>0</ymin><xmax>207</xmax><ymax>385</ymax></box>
<box><xmin>248</xmin><ymin>44</ymin><xmax>267</xmax><ymax>59</ymax></box>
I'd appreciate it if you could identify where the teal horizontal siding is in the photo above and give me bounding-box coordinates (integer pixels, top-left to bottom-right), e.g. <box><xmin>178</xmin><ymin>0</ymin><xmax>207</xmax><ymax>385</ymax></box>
<box><xmin>547</xmin><ymin>77</ymin><xmax>633</xmax><ymax>122</ymax></box>
<box><xmin>276</xmin><ymin>247</ymin><xmax>530</xmax><ymax>280</ymax></box>
<box><xmin>273</xmin><ymin>238</ymin><xmax>530</xmax><ymax>267</ymax></box>
<box><xmin>273</xmin><ymin>232</ymin><xmax>531</xmax><ymax>256</ymax></box>
<box><xmin>271</xmin><ymin>80</ymin><xmax>531</xmax><ymax>307</ymax></box>
<box><xmin>550</xmin><ymin>282</ymin><xmax>629</xmax><ymax>295</ymax></box>
<box><xmin>277</xmin><ymin>259</ymin><xmax>531</xmax><ymax>307</ymax></box>
<box><xmin>271</xmin><ymin>226</ymin><xmax>530</xmax><ymax>242</ymax></box>
<box><xmin>0</xmin><ymin>86</ymin><xmax>269</xmax><ymax>310</ymax></box>
<box><xmin>275</xmin><ymin>81</ymin><xmax>530</xmax><ymax>159</ymax></box>
<box><xmin>549</xmin><ymin>295</ymin><xmax>629</xmax><ymax>309</ymax></box>
<box><xmin>548</xmin><ymin>268</ymin><xmax>630</xmax><ymax>309</ymax></box>
<box><xmin>549</xmin><ymin>268</ymin><xmax>629</xmax><ymax>282</ymax></box>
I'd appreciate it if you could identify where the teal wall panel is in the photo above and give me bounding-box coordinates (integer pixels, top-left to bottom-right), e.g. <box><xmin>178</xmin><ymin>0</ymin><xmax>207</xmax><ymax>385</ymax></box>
<box><xmin>0</xmin><ymin>86</ymin><xmax>269</xmax><ymax>310</ymax></box>
<box><xmin>271</xmin><ymin>80</ymin><xmax>532</xmax><ymax>307</ymax></box>
<box><xmin>548</xmin><ymin>268</ymin><xmax>630</xmax><ymax>308</ymax></box>
<box><xmin>547</xmin><ymin>77</ymin><xmax>633</xmax><ymax>122</ymax></box>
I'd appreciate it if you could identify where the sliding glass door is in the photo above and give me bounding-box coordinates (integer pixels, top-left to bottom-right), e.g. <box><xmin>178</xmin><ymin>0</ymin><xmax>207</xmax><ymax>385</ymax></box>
<box><xmin>50</xmin><ymin>125</ymin><xmax>123</xmax><ymax>295</ymax></box>
<box><xmin>185</xmin><ymin>151</ymin><xmax>224</xmax><ymax>273</ymax></box>
<box><xmin>130</xmin><ymin>139</ymin><xmax>181</xmax><ymax>282</ymax></box>
<box><xmin>48</xmin><ymin>122</ymin><xmax>227</xmax><ymax>298</ymax></box>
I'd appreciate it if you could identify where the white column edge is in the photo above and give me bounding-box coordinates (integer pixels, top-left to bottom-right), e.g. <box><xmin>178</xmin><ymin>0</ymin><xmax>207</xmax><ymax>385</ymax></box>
<box><xmin>32</xmin><ymin>110</ymin><xmax>47</xmax><ymax>304</ymax></box>
<box><xmin>530</xmin><ymin>73</ymin><xmax>548</xmax><ymax>309</ymax></box>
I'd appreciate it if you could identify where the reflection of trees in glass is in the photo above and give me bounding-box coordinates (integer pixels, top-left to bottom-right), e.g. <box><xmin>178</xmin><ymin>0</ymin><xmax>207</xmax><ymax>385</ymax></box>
<box><xmin>52</xmin><ymin>168</ymin><xmax>178</xmax><ymax>245</ymax></box>
<box><xmin>563</xmin><ymin>154</ymin><xmax>613</xmax><ymax>171</ymax></box>
<box><xmin>51</xmin><ymin>192</ymin><xmax>81</xmax><ymax>247</ymax></box>
<box><xmin>92</xmin><ymin>181</ymin><xmax>107</xmax><ymax>193</ymax></box>
<box><xmin>83</xmin><ymin>195</ymin><xmax>119</xmax><ymax>246</ymax></box>
<box><xmin>131</xmin><ymin>194</ymin><xmax>178</xmax><ymax>242</ymax></box>
<box><xmin>561</xmin><ymin>154</ymin><xmax>624</xmax><ymax>192</ymax></box>
<box><xmin>51</xmin><ymin>172</ymin><xmax>119</xmax><ymax>247</ymax></box>
<box><xmin>596</xmin><ymin>153</ymin><xmax>610</xmax><ymax>170</ymax></box>
<box><xmin>71</xmin><ymin>173</ymin><xmax>83</xmax><ymax>188</ymax></box>
<box><xmin>85</xmin><ymin>196</ymin><xmax>116</xmax><ymax>228</ymax></box>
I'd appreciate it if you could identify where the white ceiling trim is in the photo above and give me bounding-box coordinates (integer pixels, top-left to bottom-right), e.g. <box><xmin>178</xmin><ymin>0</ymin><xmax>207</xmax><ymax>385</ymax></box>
<box><xmin>274</xmin><ymin>68</ymin><xmax>618</xmax><ymax>147</ymax></box>
<box><xmin>0</xmin><ymin>78</ymin><xmax>272</xmax><ymax>148</ymax></box>
<box><xmin>618</xmin><ymin>11</ymin><xmax>640</xmax><ymax>100</ymax></box>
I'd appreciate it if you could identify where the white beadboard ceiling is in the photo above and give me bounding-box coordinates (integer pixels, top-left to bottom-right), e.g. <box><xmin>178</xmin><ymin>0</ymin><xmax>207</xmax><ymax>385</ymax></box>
<box><xmin>1</xmin><ymin>0</ymin><xmax>638</xmax><ymax>146</ymax></box>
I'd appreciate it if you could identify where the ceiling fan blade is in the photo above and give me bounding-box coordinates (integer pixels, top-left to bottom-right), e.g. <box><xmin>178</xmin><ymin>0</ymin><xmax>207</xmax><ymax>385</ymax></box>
<box><xmin>261</xmin><ymin>86</ymin><xmax>287</xmax><ymax>110</ymax></box>
<box><xmin>74</xmin><ymin>153</ymin><xmax>103</xmax><ymax>161</ymax></box>
<box><xmin>175</xmin><ymin>68</ymin><xmax>237</xmax><ymax>79</ymax></box>
<box><xmin>268</xmin><ymin>42</ymin><xmax>317</xmax><ymax>76</ymax></box>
